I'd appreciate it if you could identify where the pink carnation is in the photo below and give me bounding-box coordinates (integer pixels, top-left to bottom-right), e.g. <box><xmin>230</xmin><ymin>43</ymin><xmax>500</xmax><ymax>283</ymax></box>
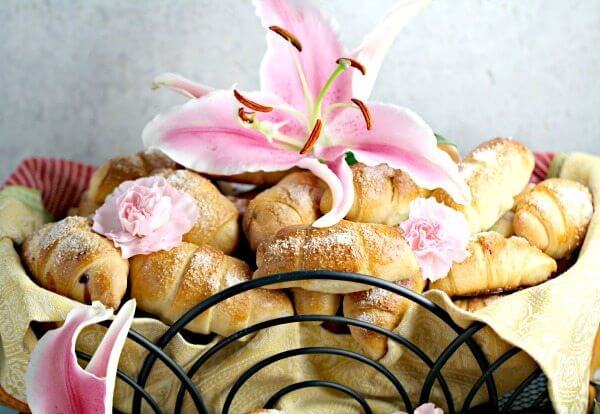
<box><xmin>93</xmin><ymin>176</ymin><xmax>198</xmax><ymax>258</ymax></box>
<box><xmin>400</xmin><ymin>198</ymin><xmax>470</xmax><ymax>281</ymax></box>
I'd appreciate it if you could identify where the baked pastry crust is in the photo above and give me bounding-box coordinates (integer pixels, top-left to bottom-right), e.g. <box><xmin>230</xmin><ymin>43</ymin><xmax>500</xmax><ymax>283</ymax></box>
<box><xmin>254</xmin><ymin>220</ymin><xmax>419</xmax><ymax>293</ymax></box>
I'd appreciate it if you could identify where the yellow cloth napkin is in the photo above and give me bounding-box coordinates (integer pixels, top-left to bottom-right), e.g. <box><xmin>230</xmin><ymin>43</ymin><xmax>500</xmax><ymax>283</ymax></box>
<box><xmin>1</xmin><ymin>153</ymin><xmax>598</xmax><ymax>414</ymax></box>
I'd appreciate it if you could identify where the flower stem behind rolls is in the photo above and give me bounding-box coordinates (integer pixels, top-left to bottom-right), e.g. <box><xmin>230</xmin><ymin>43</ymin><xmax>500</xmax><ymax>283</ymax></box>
<box><xmin>430</xmin><ymin>231</ymin><xmax>556</xmax><ymax>297</ymax></box>
<box><xmin>254</xmin><ymin>220</ymin><xmax>420</xmax><ymax>294</ymax></box>
<box><xmin>22</xmin><ymin>216</ymin><xmax>129</xmax><ymax>309</ymax></box>
<box><xmin>320</xmin><ymin>163</ymin><xmax>430</xmax><ymax>226</ymax></box>
<box><xmin>514</xmin><ymin>178</ymin><xmax>593</xmax><ymax>259</ymax></box>
<box><xmin>243</xmin><ymin>171</ymin><xmax>324</xmax><ymax>251</ymax></box>
<box><xmin>130</xmin><ymin>242</ymin><xmax>293</xmax><ymax>336</ymax></box>
<box><xmin>433</xmin><ymin>138</ymin><xmax>535</xmax><ymax>233</ymax></box>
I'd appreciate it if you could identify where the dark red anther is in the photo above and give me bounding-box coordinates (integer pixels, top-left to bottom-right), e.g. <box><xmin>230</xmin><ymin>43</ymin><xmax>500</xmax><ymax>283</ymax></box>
<box><xmin>351</xmin><ymin>98</ymin><xmax>372</xmax><ymax>130</ymax></box>
<box><xmin>233</xmin><ymin>89</ymin><xmax>273</xmax><ymax>112</ymax></box>
<box><xmin>269</xmin><ymin>25</ymin><xmax>303</xmax><ymax>52</ymax></box>
<box><xmin>336</xmin><ymin>57</ymin><xmax>366</xmax><ymax>75</ymax></box>
<box><xmin>300</xmin><ymin>119</ymin><xmax>323</xmax><ymax>154</ymax></box>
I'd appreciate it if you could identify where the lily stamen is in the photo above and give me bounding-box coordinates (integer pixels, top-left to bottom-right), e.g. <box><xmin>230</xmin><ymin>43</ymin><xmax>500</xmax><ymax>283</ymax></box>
<box><xmin>336</xmin><ymin>57</ymin><xmax>366</xmax><ymax>75</ymax></box>
<box><xmin>269</xmin><ymin>25</ymin><xmax>303</xmax><ymax>52</ymax></box>
<box><xmin>237</xmin><ymin>107</ymin><xmax>255</xmax><ymax>124</ymax></box>
<box><xmin>351</xmin><ymin>98</ymin><xmax>372</xmax><ymax>130</ymax></box>
<box><xmin>233</xmin><ymin>89</ymin><xmax>273</xmax><ymax>112</ymax></box>
<box><xmin>300</xmin><ymin>119</ymin><xmax>323</xmax><ymax>154</ymax></box>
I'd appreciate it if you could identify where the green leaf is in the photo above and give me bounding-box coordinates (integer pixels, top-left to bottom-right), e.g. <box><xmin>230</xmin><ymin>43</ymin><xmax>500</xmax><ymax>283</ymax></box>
<box><xmin>345</xmin><ymin>151</ymin><xmax>358</xmax><ymax>165</ymax></box>
<box><xmin>434</xmin><ymin>133</ymin><xmax>457</xmax><ymax>147</ymax></box>
<box><xmin>0</xmin><ymin>185</ymin><xmax>53</xmax><ymax>221</ymax></box>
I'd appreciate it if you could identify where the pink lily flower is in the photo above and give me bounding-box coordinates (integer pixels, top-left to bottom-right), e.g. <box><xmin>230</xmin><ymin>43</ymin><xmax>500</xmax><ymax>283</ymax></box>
<box><xmin>144</xmin><ymin>0</ymin><xmax>470</xmax><ymax>227</ymax></box>
<box><xmin>25</xmin><ymin>300</ymin><xmax>136</xmax><ymax>414</ymax></box>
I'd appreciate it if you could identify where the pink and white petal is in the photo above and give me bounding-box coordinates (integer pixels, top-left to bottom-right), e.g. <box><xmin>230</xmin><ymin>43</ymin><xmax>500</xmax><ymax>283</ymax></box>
<box><xmin>143</xmin><ymin>90</ymin><xmax>306</xmax><ymax>176</ymax></box>
<box><xmin>326</xmin><ymin>103</ymin><xmax>471</xmax><ymax>204</ymax></box>
<box><xmin>254</xmin><ymin>0</ymin><xmax>352</xmax><ymax>113</ymax></box>
<box><xmin>297</xmin><ymin>157</ymin><xmax>354</xmax><ymax>228</ymax></box>
<box><xmin>351</xmin><ymin>0</ymin><xmax>431</xmax><ymax>100</ymax></box>
<box><xmin>85</xmin><ymin>300</ymin><xmax>136</xmax><ymax>408</ymax></box>
<box><xmin>152</xmin><ymin>73</ymin><xmax>214</xmax><ymax>99</ymax></box>
<box><xmin>25</xmin><ymin>301</ymin><xmax>135</xmax><ymax>413</ymax></box>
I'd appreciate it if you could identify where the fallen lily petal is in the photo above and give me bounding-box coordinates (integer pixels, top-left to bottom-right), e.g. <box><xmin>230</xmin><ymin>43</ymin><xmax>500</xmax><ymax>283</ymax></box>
<box><xmin>25</xmin><ymin>300</ymin><xmax>136</xmax><ymax>414</ymax></box>
<box><xmin>144</xmin><ymin>0</ymin><xmax>469</xmax><ymax>228</ymax></box>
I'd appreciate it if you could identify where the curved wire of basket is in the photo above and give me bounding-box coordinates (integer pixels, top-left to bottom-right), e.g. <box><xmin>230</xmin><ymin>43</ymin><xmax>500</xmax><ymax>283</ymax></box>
<box><xmin>79</xmin><ymin>271</ymin><xmax>548</xmax><ymax>414</ymax></box>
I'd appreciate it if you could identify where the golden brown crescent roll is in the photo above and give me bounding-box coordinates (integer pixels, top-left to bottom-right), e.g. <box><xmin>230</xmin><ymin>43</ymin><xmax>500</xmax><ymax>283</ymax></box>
<box><xmin>130</xmin><ymin>242</ymin><xmax>293</xmax><ymax>336</ymax></box>
<box><xmin>433</xmin><ymin>138</ymin><xmax>535</xmax><ymax>233</ymax></box>
<box><xmin>254</xmin><ymin>220</ymin><xmax>420</xmax><ymax>293</ymax></box>
<box><xmin>488</xmin><ymin>211</ymin><xmax>515</xmax><ymax>237</ymax></box>
<box><xmin>343</xmin><ymin>273</ymin><xmax>425</xmax><ymax>360</ymax></box>
<box><xmin>320</xmin><ymin>163</ymin><xmax>430</xmax><ymax>226</ymax></box>
<box><xmin>159</xmin><ymin>169</ymin><xmax>240</xmax><ymax>255</ymax></box>
<box><xmin>290</xmin><ymin>288</ymin><xmax>341</xmax><ymax>325</ymax></box>
<box><xmin>243</xmin><ymin>171</ymin><xmax>324</xmax><ymax>251</ymax></box>
<box><xmin>22</xmin><ymin>216</ymin><xmax>128</xmax><ymax>309</ymax></box>
<box><xmin>513</xmin><ymin>178</ymin><xmax>593</xmax><ymax>259</ymax></box>
<box><xmin>86</xmin><ymin>150</ymin><xmax>178</xmax><ymax>205</ymax></box>
<box><xmin>453</xmin><ymin>294</ymin><xmax>504</xmax><ymax>312</ymax></box>
<box><xmin>430</xmin><ymin>231</ymin><xmax>556</xmax><ymax>297</ymax></box>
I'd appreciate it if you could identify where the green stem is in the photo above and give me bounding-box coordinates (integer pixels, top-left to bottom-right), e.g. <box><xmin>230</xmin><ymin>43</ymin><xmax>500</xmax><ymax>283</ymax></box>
<box><xmin>311</xmin><ymin>62</ymin><xmax>348</xmax><ymax>124</ymax></box>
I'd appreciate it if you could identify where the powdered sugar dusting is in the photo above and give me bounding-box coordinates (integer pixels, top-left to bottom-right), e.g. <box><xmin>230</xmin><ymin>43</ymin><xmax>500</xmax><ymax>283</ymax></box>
<box><xmin>39</xmin><ymin>216</ymin><xmax>87</xmax><ymax>250</ymax></box>
<box><xmin>471</xmin><ymin>148</ymin><xmax>498</xmax><ymax>165</ymax></box>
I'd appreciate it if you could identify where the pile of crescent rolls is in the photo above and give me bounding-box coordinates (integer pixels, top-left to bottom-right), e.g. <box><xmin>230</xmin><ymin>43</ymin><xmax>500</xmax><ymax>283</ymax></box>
<box><xmin>19</xmin><ymin>137</ymin><xmax>594</xmax><ymax>361</ymax></box>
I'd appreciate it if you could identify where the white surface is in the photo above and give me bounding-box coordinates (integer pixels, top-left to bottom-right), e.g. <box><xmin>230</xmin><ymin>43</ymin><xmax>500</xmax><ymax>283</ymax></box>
<box><xmin>1</xmin><ymin>0</ymin><xmax>599</xmax><ymax>181</ymax></box>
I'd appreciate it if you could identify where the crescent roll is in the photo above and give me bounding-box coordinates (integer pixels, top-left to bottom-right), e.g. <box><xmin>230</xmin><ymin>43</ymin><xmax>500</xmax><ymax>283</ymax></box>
<box><xmin>343</xmin><ymin>273</ymin><xmax>425</xmax><ymax>360</ymax></box>
<box><xmin>513</xmin><ymin>178</ymin><xmax>593</xmax><ymax>259</ymax></box>
<box><xmin>22</xmin><ymin>216</ymin><xmax>129</xmax><ymax>309</ymax></box>
<box><xmin>290</xmin><ymin>288</ymin><xmax>341</xmax><ymax>325</ymax></box>
<box><xmin>243</xmin><ymin>171</ymin><xmax>324</xmax><ymax>251</ymax></box>
<box><xmin>130</xmin><ymin>242</ymin><xmax>293</xmax><ymax>336</ymax></box>
<box><xmin>254</xmin><ymin>220</ymin><xmax>419</xmax><ymax>293</ymax></box>
<box><xmin>160</xmin><ymin>169</ymin><xmax>240</xmax><ymax>254</ymax></box>
<box><xmin>88</xmin><ymin>150</ymin><xmax>177</xmax><ymax>205</ymax></box>
<box><xmin>430</xmin><ymin>231</ymin><xmax>556</xmax><ymax>297</ymax></box>
<box><xmin>320</xmin><ymin>163</ymin><xmax>430</xmax><ymax>226</ymax></box>
<box><xmin>433</xmin><ymin>138</ymin><xmax>534</xmax><ymax>233</ymax></box>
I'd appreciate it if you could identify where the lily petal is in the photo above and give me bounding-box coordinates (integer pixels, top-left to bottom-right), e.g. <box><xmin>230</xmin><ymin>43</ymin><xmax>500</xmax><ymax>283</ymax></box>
<box><xmin>351</xmin><ymin>0</ymin><xmax>431</xmax><ymax>100</ymax></box>
<box><xmin>25</xmin><ymin>300</ymin><xmax>136</xmax><ymax>414</ymax></box>
<box><xmin>324</xmin><ymin>103</ymin><xmax>471</xmax><ymax>204</ymax></box>
<box><xmin>254</xmin><ymin>0</ymin><xmax>352</xmax><ymax>113</ymax></box>
<box><xmin>143</xmin><ymin>90</ymin><xmax>307</xmax><ymax>175</ymax></box>
<box><xmin>152</xmin><ymin>72</ymin><xmax>214</xmax><ymax>99</ymax></box>
<box><xmin>298</xmin><ymin>156</ymin><xmax>354</xmax><ymax>228</ymax></box>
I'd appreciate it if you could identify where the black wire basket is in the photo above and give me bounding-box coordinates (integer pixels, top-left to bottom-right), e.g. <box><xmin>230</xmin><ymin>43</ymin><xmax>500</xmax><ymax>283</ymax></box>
<box><xmin>79</xmin><ymin>271</ymin><xmax>553</xmax><ymax>414</ymax></box>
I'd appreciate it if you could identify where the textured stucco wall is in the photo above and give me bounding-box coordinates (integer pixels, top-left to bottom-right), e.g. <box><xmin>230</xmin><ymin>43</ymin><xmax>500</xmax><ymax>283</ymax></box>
<box><xmin>0</xmin><ymin>0</ymin><xmax>599</xmax><ymax>181</ymax></box>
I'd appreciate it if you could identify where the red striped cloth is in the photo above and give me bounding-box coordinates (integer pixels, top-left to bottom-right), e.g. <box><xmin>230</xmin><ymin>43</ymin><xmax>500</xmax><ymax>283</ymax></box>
<box><xmin>2</xmin><ymin>158</ymin><xmax>96</xmax><ymax>218</ymax></box>
<box><xmin>2</xmin><ymin>153</ymin><xmax>555</xmax><ymax>218</ymax></box>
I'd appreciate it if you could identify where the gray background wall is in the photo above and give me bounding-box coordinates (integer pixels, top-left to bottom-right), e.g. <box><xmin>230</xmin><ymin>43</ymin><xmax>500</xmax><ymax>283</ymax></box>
<box><xmin>0</xmin><ymin>0</ymin><xmax>599</xmax><ymax>182</ymax></box>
